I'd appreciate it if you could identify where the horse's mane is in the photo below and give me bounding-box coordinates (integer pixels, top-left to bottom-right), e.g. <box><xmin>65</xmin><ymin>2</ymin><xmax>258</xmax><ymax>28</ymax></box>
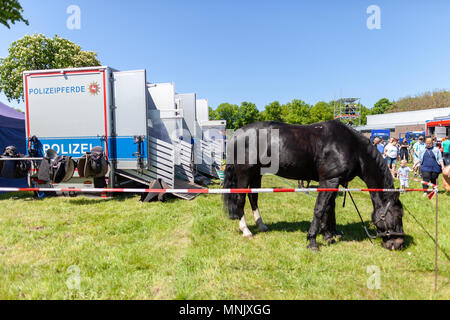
<box><xmin>335</xmin><ymin>121</ymin><xmax>394</xmax><ymax>189</ymax></box>
<box><xmin>363</xmin><ymin>136</ymin><xmax>394</xmax><ymax>188</ymax></box>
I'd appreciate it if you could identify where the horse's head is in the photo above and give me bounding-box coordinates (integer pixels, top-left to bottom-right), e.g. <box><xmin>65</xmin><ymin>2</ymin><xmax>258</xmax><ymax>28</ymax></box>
<box><xmin>372</xmin><ymin>192</ymin><xmax>405</xmax><ymax>250</ymax></box>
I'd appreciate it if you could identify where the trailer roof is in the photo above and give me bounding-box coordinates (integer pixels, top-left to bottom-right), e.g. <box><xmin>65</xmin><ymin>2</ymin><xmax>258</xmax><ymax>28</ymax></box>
<box><xmin>23</xmin><ymin>66</ymin><xmax>112</xmax><ymax>75</ymax></box>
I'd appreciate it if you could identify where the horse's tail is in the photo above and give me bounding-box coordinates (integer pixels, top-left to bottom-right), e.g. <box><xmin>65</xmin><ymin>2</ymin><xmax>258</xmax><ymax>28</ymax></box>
<box><xmin>223</xmin><ymin>163</ymin><xmax>241</xmax><ymax>220</ymax></box>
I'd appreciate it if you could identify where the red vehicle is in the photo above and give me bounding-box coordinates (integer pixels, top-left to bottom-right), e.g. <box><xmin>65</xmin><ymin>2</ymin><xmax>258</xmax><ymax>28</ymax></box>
<box><xmin>426</xmin><ymin>118</ymin><xmax>450</xmax><ymax>139</ymax></box>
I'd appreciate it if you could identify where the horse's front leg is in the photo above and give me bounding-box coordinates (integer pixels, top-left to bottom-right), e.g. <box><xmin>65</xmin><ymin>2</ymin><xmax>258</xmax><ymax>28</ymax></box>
<box><xmin>307</xmin><ymin>178</ymin><xmax>339</xmax><ymax>251</ymax></box>
<box><xmin>239</xmin><ymin>210</ymin><xmax>253</xmax><ymax>238</ymax></box>
<box><xmin>248</xmin><ymin>176</ymin><xmax>269</xmax><ymax>233</ymax></box>
<box><xmin>233</xmin><ymin>191</ymin><xmax>253</xmax><ymax>238</ymax></box>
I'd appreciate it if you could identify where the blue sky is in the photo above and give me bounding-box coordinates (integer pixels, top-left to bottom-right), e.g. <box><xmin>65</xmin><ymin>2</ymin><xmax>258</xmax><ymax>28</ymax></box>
<box><xmin>1</xmin><ymin>0</ymin><xmax>450</xmax><ymax>111</ymax></box>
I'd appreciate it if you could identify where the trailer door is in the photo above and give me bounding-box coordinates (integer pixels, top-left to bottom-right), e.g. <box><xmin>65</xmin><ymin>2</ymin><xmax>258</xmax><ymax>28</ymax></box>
<box><xmin>112</xmin><ymin>70</ymin><xmax>147</xmax><ymax>169</ymax></box>
<box><xmin>24</xmin><ymin>68</ymin><xmax>111</xmax><ymax>158</ymax></box>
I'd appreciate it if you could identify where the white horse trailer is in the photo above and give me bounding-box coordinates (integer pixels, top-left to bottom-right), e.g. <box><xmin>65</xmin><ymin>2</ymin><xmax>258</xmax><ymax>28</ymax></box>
<box><xmin>146</xmin><ymin>83</ymin><xmax>196</xmax><ymax>186</ymax></box>
<box><xmin>23</xmin><ymin>66</ymin><xmax>200</xmax><ymax>200</ymax></box>
<box><xmin>195</xmin><ymin>99</ymin><xmax>226</xmax><ymax>178</ymax></box>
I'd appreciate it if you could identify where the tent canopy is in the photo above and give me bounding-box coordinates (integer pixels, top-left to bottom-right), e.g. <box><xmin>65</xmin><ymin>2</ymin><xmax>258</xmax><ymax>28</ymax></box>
<box><xmin>0</xmin><ymin>101</ymin><xmax>25</xmax><ymax>129</ymax></box>
<box><xmin>0</xmin><ymin>101</ymin><xmax>27</xmax><ymax>190</ymax></box>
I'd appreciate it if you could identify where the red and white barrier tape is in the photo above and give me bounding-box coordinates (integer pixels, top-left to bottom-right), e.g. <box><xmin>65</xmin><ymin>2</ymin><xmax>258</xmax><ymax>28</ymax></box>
<box><xmin>0</xmin><ymin>157</ymin><xmax>83</xmax><ymax>161</ymax></box>
<box><xmin>396</xmin><ymin>171</ymin><xmax>440</xmax><ymax>199</ymax></box>
<box><xmin>0</xmin><ymin>187</ymin><xmax>438</xmax><ymax>194</ymax></box>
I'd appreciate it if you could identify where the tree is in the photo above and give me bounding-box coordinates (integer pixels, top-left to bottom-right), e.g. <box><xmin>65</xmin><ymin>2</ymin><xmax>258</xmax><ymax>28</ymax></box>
<box><xmin>309</xmin><ymin>101</ymin><xmax>333</xmax><ymax>123</ymax></box>
<box><xmin>371</xmin><ymin>98</ymin><xmax>394</xmax><ymax>115</ymax></box>
<box><xmin>0</xmin><ymin>34</ymin><xmax>101</xmax><ymax>102</ymax></box>
<box><xmin>0</xmin><ymin>0</ymin><xmax>28</xmax><ymax>28</ymax></box>
<box><xmin>284</xmin><ymin>99</ymin><xmax>311</xmax><ymax>125</ymax></box>
<box><xmin>213</xmin><ymin>103</ymin><xmax>239</xmax><ymax>129</ymax></box>
<box><xmin>359</xmin><ymin>104</ymin><xmax>370</xmax><ymax>125</ymax></box>
<box><xmin>208</xmin><ymin>106</ymin><xmax>217</xmax><ymax>120</ymax></box>
<box><xmin>261</xmin><ymin>101</ymin><xmax>284</xmax><ymax>122</ymax></box>
<box><xmin>236</xmin><ymin>101</ymin><xmax>260</xmax><ymax>128</ymax></box>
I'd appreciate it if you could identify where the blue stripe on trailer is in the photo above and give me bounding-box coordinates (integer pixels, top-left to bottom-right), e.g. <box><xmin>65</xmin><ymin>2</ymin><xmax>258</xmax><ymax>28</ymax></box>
<box><xmin>32</xmin><ymin>136</ymin><xmax>146</xmax><ymax>160</ymax></box>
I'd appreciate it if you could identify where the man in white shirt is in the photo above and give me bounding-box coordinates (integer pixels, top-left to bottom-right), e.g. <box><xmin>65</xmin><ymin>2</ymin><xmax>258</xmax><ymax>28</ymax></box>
<box><xmin>412</xmin><ymin>136</ymin><xmax>426</xmax><ymax>177</ymax></box>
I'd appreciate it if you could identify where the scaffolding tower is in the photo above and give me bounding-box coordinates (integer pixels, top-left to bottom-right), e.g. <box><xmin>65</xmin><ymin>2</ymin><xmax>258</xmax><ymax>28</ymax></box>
<box><xmin>333</xmin><ymin>98</ymin><xmax>361</xmax><ymax>127</ymax></box>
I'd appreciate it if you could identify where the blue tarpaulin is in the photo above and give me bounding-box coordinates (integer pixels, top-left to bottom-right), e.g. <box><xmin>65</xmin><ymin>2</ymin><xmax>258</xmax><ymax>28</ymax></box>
<box><xmin>0</xmin><ymin>101</ymin><xmax>27</xmax><ymax>190</ymax></box>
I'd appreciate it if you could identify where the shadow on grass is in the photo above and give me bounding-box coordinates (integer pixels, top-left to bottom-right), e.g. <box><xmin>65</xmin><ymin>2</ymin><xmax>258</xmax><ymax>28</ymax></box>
<box><xmin>0</xmin><ymin>191</ymin><xmax>36</xmax><ymax>201</ymax></box>
<box><xmin>67</xmin><ymin>193</ymin><xmax>197</xmax><ymax>205</ymax></box>
<box><xmin>67</xmin><ymin>193</ymin><xmax>137</xmax><ymax>205</ymax></box>
<box><xmin>0</xmin><ymin>191</ymin><xmax>195</xmax><ymax>205</ymax></box>
<box><xmin>264</xmin><ymin>220</ymin><xmax>415</xmax><ymax>249</ymax></box>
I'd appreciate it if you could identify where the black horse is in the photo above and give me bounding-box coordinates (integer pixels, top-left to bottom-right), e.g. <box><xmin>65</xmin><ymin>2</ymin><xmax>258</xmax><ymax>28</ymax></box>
<box><xmin>223</xmin><ymin>120</ymin><xmax>405</xmax><ymax>251</ymax></box>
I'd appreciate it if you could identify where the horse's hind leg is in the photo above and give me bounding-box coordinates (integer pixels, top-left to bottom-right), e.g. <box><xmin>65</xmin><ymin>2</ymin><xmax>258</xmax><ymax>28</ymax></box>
<box><xmin>248</xmin><ymin>174</ymin><xmax>269</xmax><ymax>233</ymax></box>
<box><xmin>307</xmin><ymin>178</ymin><xmax>339</xmax><ymax>251</ymax></box>
<box><xmin>320</xmin><ymin>196</ymin><xmax>336</xmax><ymax>244</ymax></box>
<box><xmin>320</xmin><ymin>193</ymin><xmax>342</xmax><ymax>244</ymax></box>
<box><xmin>328</xmin><ymin>202</ymin><xmax>343</xmax><ymax>240</ymax></box>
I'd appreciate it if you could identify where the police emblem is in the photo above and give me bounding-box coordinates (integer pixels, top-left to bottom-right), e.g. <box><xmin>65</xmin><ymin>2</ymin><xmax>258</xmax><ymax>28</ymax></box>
<box><xmin>88</xmin><ymin>82</ymin><xmax>100</xmax><ymax>95</ymax></box>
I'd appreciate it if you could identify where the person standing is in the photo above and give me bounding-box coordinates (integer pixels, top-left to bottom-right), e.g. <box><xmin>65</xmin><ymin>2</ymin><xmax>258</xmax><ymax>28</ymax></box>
<box><xmin>384</xmin><ymin>138</ymin><xmax>399</xmax><ymax>177</ymax></box>
<box><xmin>412</xmin><ymin>136</ymin><xmax>426</xmax><ymax>177</ymax></box>
<box><xmin>442</xmin><ymin>136</ymin><xmax>450</xmax><ymax>166</ymax></box>
<box><xmin>373</xmin><ymin>137</ymin><xmax>385</xmax><ymax>154</ymax></box>
<box><xmin>397</xmin><ymin>160</ymin><xmax>412</xmax><ymax>191</ymax></box>
<box><xmin>409</xmin><ymin>137</ymin><xmax>416</xmax><ymax>160</ymax></box>
<box><xmin>399</xmin><ymin>139</ymin><xmax>409</xmax><ymax>162</ymax></box>
<box><xmin>419</xmin><ymin>137</ymin><xmax>445</xmax><ymax>196</ymax></box>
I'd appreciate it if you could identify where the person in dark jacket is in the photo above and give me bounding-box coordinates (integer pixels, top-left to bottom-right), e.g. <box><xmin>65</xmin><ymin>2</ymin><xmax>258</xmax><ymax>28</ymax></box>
<box><xmin>399</xmin><ymin>139</ymin><xmax>409</xmax><ymax>162</ymax></box>
<box><xmin>418</xmin><ymin>138</ymin><xmax>445</xmax><ymax>196</ymax></box>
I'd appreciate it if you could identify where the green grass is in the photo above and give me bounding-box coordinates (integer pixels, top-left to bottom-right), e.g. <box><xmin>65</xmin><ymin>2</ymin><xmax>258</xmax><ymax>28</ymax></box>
<box><xmin>0</xmin><ymin>176</ymin><xmax>449</xmax><ymax>300</ymax></box>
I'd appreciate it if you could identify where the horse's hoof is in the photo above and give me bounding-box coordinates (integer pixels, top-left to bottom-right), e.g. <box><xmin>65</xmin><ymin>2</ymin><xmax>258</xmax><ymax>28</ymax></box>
<box><xmin>259</xmin><ymin>225</ymin><xmax>269</xmax><ymax>233</ymax></box>
<box><xmin>326</xmin><ymin>237</ymin><xmax>336</xmax><ymax>245</ymax></box>
<box><xmin>243</xmin><ymin>233</ymin><xmax>253</xmax><ymax>239</ymax></box>
<box><xmin>332</xmin><ymin>231</ymin><xmax>343</xmax><ymax>241</ymax></box>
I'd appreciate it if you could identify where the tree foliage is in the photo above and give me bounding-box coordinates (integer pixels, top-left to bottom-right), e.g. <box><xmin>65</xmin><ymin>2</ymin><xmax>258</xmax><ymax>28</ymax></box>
<box><xmin>0</xmin><ymin>34</ymin><xmax>101</xmax><ymax>102</ymax></box>
<box><xmin>0</xmin><ymin>0</ymin><xmax>28</xmax><ymax>29</ymax></box>
<box><xmin>359</xmin><ymin>104</ymin><xmax>370</xmax><ymax>125</ymax></box>
<box><xmin>390</xmin><ymin>90</ymin><xmax>450</xmax><ymax>113</ymax></box>
<box><xmin>371</xmin><ymin>98</ymin><xmax>394</xmax><ymax>115</ymax></box>
<box><xmin>212</xmin><ymin>103</ymin><xmax>240</xmax><ymax>129</ymax></box>
<box><xmin>284</xmin><ymin>99</ymin><xmax>311</xmax><ymax>125</ymax></box>
<box><xmin>210</xmin><ymin>99</ymin><xmax>353</xmax><ymax>129</ymax></box>
<box><xmin>208</xmin><ymin>106</ymin><xmax>217</xmax><ymax>120</ymax></box>
<box><xmin>236</xmin><ymin>101</ymin><xmax>260</xmax><ymax>128</ymax></box>
<box><xmin>309</xmin><ymin>101</ymin><xmax>333</xmax><ymax>124</ymax></box>
<box><xmin>261</xmin><ymin>101</ymin><xmax>284</xmax><ymax>122</ymax></box>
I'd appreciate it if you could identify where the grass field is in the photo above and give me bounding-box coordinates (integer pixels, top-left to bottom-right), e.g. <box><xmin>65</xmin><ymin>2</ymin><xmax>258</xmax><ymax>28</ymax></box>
<box><xmin>0</xmin><ymin>175</ymin><xmax>449</xmax><ymax>300</ymax></box>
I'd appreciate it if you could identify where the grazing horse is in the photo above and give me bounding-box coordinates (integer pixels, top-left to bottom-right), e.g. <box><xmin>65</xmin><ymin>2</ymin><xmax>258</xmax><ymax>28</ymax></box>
<box><xmin>223</xmin><ymin>120</ymin><xmax>405</xmax><ymax>251</ymax></box>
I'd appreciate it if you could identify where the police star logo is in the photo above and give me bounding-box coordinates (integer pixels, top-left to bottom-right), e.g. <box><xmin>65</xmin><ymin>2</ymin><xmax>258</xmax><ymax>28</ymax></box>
<box><xmin>88</xmin><ymin>82</ymin><xmax>100</xmax><ymax>95</ymax></box>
